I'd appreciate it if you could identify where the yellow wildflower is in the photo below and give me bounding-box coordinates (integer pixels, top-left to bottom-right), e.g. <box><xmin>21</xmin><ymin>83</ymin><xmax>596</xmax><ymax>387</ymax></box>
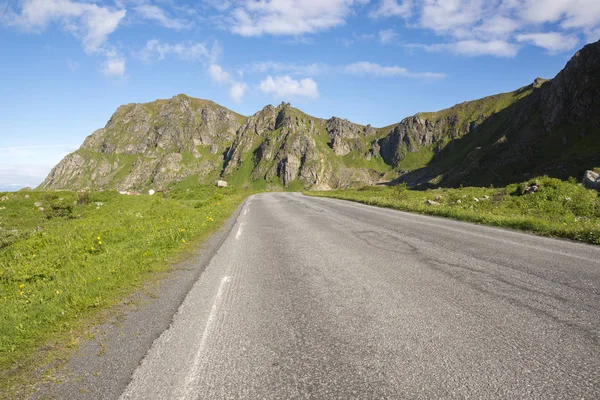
<box><xmin>19</xmin><ymin>284</ymin><xmax>25</xmax><ymax>289</ymax></box>
<box><xmin>19</xmin><ymin>291</ymin><xmax>24</xmax><ymax>296</ymax></box>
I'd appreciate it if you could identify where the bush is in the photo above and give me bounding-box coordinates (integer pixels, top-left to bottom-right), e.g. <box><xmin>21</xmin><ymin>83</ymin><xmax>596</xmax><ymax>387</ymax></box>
<box><xmin>45</xmin><ymin>202</ymin><xmax>74</xmax><ymax>219</ymax></box>
<box><xmin>394</xmin><ymin>182</ymin><xmax>409</xmax><ymax>200</ymax></box>
<box><xmin>77</xmin><ymin>190</ymin><xmax>91</xmax><ymax>205</ymax></box>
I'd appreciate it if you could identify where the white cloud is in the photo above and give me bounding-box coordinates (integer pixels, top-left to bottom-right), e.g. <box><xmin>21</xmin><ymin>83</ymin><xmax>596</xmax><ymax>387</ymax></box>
<box><xmin>134</xmin><ymin>4</ymin><xmax>190</xmax><ymax>30</ymax></box>
<box><xmin>247</xmin><ymin>61</ymin><xmax>329</xmax><ymax>76</ymax></box>
<box><xmin>231</xmin><ymin>0</ymin><xmax>364</xmax><ymax>36</ymax></box>
<box><xmin>207</xmin><ymin>64</ymin><xmax>248</xmax><ymax>102</ymax></box>
<box><xmin>422</xmin><ymin>40</ymin><xmax>520</xmax><ymax>57</ymax></box>
<box><xmin>208</xmin><ymin>64</ymin><xmax>231</xmax><ymax>83</ymax></box>
<box><xmin>345</xmin><ymin>61</ymin><xmax>445</xmax><ymax>78</ymax></box>
<box><xmin>8</xmin><ymin>0</ymin><xmax>126</xmax><ymax>53</ymax></box>
<box><xmin>259</xmin><ymin>75</ymin><xmax>319</xmax><ymax>99</ymax></box>
<box><xmin>3</xmin><ymin>0</ymin><xmax>126</xmax><ymax>76</ymax></box>
<box><xmin>419</xmin><ymin>0</ymin><xmax>484</xmax><ymax>37</ymax></box>
<box><xmin>229</xmin><ymin>82</ymin><xmax>248</xmax><ymax>103</ymax></box>
<box><xmin>380</xmin><ymin>0</ymin><xmax>600</xmax><ymax>57</ymax></box>
<box><xmin>370</xmin><ymin>0</ymin><xmax>412</xmax><ymax>19</ymax></box>
<box><xmin>138</xmin><ymin>39</ymin><xmax>220</xmax><ymax>63</ymax></box>
<box><xmin>516</xmin><ymin>32</ymin><xmax>580</xmax><ymax>53</ymax></box>
<box><xmin>378</xmin><ymin>28</ymin><xmax>397</xmax><ymax>44</ymax></box>
<box><xmin>103</xmin><ymin>56</ymin><xmax>126</xmax><ymax>77</ymax></box>
<box><xmin>519</xmin><ymin>0</ymin><xmax>600</xmax><ymax>29</ymax></box>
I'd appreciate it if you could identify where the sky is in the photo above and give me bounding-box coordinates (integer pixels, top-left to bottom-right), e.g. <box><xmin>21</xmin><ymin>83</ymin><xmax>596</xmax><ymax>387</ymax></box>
<box><xmin>1</xmin><ymin>0</ymin><xmax>599</xmax><ymax>191</ymax></box>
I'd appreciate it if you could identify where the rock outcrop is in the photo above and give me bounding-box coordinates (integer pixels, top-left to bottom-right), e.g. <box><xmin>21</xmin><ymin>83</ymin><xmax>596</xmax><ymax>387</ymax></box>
<box><xmin>40</xmin><ymin>41</ymin><xmax>600</xmax><ymax>191</ymax></box>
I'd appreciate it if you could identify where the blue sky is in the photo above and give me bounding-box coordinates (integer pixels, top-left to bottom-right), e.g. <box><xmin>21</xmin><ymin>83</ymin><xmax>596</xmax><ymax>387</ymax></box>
<box><xmin>1</xmin><ymin>0</ymin><xmax>599</xmax><ymax>190</ymax></box>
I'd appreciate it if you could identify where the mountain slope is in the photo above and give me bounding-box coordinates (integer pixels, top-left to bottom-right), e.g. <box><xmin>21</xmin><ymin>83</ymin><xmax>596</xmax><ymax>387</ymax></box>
<box><xmin>40</xmin><ymin>40</ymin><xmax>600</xmax><ymax>191</ymax></box>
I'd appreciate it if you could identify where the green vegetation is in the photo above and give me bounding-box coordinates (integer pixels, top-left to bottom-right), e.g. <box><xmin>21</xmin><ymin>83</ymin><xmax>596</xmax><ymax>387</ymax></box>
<box><xmin>306</xmin><ymin>176</ymin><xmax>600</xmax><ymax>244</ymax></box>
<box><xmin>396</xmin><ymin>146</ymin><xmax>435</xmax><ymax>171</ymax></box>
<box><xmin>0</xmin><ymin>186</ymin><xmax>251</xmax><ymax>392</ymax></box>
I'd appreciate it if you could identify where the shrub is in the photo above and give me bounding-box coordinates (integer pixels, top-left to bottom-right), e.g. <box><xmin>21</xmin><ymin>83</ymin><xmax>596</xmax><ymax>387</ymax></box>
<box><xmin>394</xmin><ymin>182</ymin><xmax>408</xmax><ymax>200</ymax></box>
<box><xmin>77</xmin><ymin>190</ymin><xmax>91</xmax><ymax>205</ymax></box>
<box><xmin>44</xmin><ymin>202</ymin><xmax>74</xmax><ymax>219</ymax></box>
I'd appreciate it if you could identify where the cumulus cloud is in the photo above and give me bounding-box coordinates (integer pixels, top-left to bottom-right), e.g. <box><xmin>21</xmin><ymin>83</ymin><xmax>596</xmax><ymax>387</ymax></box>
<box><xmin>208</xmin><ymin>64</ymin><xmax>231</xmax><ymax>83</ymax></box>
<box><xmin>259</xmin><ymin>75</ymin><xmax>319</xmax><ymax>99</ymax></box>
<box><xmin>231</xmin><ymin>0</ymin><xmax>365</xmax><ymax>36</ymax></box>
<box><xmin>102</xmin><ymin>56</ymin><xmax>126</xmax><ymax>77</ymax></box>
<box><xmin>345</xmin><ymin>61</ymin><xmax>445</xmax><ymax>78</ymax></box>
<box><xmin>207</xmin><ymin>64</ymin><xmax>248</xmax><ymax>103</ymax></box>
<box><xmin>378</xmin><ymin>28</ymin><xmax>397</xmax><ymax>44</ymax></box>
<box><xmin>134</xmin><ymin>4</ymin><xmax>190</xmax><ymax>30</ymax></box>
<box><xmin>382</xmin><ymin>0</ymin><xmax>600</xmax><ymax>56</ymax></box>
<box><xmin>370</xmin><ymin>0</ymin><xmax>412</xmax><ymax>19</ymax></box>
<box><xmin>8</xmin><ymin>0</ymin><xmax>126</xmax><ymax>52</ymax></box>
<box><xmin>516</xmin><ymin>32</ymin><xmax>580</xmax><ymax>53</ymax></box>
<box><xmin>3</xmin><ymin>0</ymin><xmax>126</xmax><ymax>75</ymax></box>
<box><xmin>229</xmin><ymin>82</ymin><xmax>248</xmax><ymax>103</ymax></box>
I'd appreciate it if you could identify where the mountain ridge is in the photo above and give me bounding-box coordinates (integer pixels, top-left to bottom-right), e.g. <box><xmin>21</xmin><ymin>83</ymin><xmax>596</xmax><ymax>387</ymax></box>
<box><xmin>40</xmin><ymin>40</ymin><xmax>600</xmax><ymax>191</ymax></box>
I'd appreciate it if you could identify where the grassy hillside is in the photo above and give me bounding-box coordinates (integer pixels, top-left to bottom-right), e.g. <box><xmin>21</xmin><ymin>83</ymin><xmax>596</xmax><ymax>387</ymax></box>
<box><xmin>306</xmin><ymin>176</ymin><xmax>600</xmax><ymax>244</ymax></box>
<box><xmin>0</xmin><ymin>186</ymin><xmax>251</xmax><ymax>395</ymax></box>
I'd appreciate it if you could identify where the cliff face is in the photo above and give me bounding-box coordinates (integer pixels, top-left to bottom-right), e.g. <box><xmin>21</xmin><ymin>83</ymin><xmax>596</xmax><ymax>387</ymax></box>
<box><xmin>40</xmin><ymin>40</ymin><xmax>600</xmax><ymax>191</ymax></box>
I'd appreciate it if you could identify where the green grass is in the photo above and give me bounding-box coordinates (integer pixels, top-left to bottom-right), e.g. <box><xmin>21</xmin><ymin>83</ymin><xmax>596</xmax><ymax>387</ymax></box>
<box><xmin>0</xmin><ymin>186</ymin><xmax>251</xmax><ymax>394</ymax></box>
<box><xmin>341</xmin><ymin>150</ymin><xmax>392</xmax><ymax>173</ymax></box>
<box><xmin>396</xmin><ymin>146</ymin><xmax>435</xmax><ymax>171</ymax></box>
<box><xmin>305</xmin><ymin>176</ymin><xmax>600</xmax><ymax>244</ymax></box>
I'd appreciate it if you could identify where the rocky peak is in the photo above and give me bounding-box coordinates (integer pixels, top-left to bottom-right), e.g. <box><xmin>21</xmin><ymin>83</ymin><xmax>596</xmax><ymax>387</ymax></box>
<box><xmin>532</xmin><ymin>77</ymin><xmax>549</xmax><ymax>89</ymax></box>
<box><xmin>536</xmin><ymin>40</ymin><xmax>600</xmax><ymax>131</ymax></box>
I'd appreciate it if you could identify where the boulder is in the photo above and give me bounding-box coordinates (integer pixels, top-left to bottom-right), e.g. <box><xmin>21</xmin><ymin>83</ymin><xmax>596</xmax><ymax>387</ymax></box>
<box><xmin>424</xmin><ymin>199</ymin><xmax>440</xmax><ymax>206</ymax></box>
<box><xmin>34</xmin><ymin>202</ymin><xmax>43</xmax><ymax>207</ymax></box>
<box><xmin>148</xmin><ymin>189</ymin><xmax>155</xmax><ymax>196</ymax></box>
<box><xmin>582</xmin><ymin>170</ymin><xmax>600</xmax><ymax>191</ymax></box>
<box><xmin>216</xmin><ymin>180</ymin><xmax>228</xmax><ymax>188</ymax></box>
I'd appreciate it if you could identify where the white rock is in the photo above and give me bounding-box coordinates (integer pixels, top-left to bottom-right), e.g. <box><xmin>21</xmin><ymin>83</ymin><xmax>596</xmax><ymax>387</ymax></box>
<box><xmin>473</xmin><ymin>197</ymin><xmax>479</xmax><ymax>202</ymax></box>
<box><xmin>216</xmin><ymin>180</ymin><xmax>228</xmax><ymax>188</ymax></box>
<box><xmin>148</xmin><ymin>189</ymin><xmax>155</xmax><ymax>196</ymax></box>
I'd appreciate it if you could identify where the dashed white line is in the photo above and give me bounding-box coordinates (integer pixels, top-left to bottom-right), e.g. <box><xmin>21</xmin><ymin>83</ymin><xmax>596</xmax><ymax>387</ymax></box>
<box><xmin>235</xmin><ymin>223</ymin><xmax>244</xmax><ymax>240</ymax></box>
<box><xmin>181</xmin><ymin>275</ymin><xmax>231</xmax><ymax>400</ymax></box>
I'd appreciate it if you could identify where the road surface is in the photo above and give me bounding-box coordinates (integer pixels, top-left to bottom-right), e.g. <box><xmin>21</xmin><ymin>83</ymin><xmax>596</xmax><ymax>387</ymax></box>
<box><xmin>111</xmin><ymin>192</ymin><xmax>600</xmax><ymax>399</ymax></box>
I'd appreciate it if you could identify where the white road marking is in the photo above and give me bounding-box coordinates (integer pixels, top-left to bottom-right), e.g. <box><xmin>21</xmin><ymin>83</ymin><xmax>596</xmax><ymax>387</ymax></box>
<box><xmin>235</xmin><ymin>223</ymin><xmax>244</xmax><ymax>240</ymax></box>
<box><xmin>243</xmin><ymin>207</ymin><xmax>248</xmax><ymax>216</ymax></box>
<box><xmin>181</xmin><ymin>276</ymin><xmax>231</xmax><ymax>400</ymax></box>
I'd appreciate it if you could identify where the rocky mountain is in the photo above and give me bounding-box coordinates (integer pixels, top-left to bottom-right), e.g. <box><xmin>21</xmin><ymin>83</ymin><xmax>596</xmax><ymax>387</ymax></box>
<box><xmin>40</xmin><ymin>40</ymin><xmax>600</xmax><ymax>191</ymax></box>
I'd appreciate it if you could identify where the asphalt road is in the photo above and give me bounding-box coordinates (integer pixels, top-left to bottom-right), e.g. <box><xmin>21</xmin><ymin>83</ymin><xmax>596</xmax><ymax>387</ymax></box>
<box><xmin>115</xmin><ymin>192</ymin><xmax>600</xmax><ymax>399</ymax></box>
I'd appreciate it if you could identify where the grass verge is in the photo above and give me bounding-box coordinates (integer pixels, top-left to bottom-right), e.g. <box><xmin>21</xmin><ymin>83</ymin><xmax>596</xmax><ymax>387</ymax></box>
<box><xmin>305</xmin><ymin>176</ymin><xmax>600</xmax><ymax>244</ymax></box>
<box><xmin>0</xmin><ymin>186</ymin><xmax>252</xmax><ymax>396</ymax></box>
